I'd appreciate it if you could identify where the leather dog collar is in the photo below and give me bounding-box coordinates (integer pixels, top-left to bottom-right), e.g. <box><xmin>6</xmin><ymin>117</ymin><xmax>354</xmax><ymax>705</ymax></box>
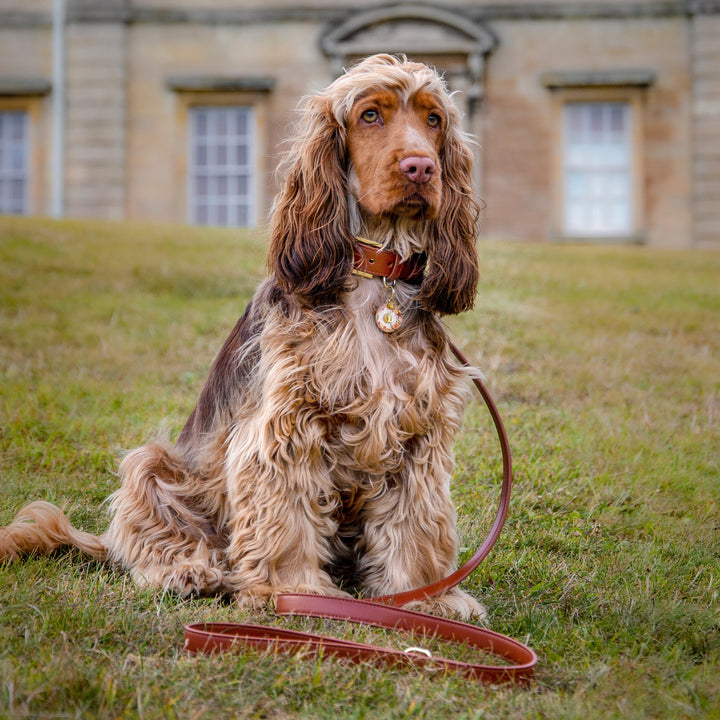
<box><xmin>352</xmin><ymin>238</ymin><xmax>426</xmax><ymax>285</ymax></box>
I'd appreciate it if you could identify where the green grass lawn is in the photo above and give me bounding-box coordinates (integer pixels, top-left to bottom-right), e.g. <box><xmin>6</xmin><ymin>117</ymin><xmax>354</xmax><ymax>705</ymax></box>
<box><xmin>1</xmin><ymin>216</ymin><xmax>718</xmax><ymax>719</ymax></box>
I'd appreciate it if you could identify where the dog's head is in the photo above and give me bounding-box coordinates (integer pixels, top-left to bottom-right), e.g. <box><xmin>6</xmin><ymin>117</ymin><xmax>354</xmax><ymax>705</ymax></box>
<box><xmin>269</xmin><ymin>54</ymin><xmax>480</xmax><ymax>315</ymax></box>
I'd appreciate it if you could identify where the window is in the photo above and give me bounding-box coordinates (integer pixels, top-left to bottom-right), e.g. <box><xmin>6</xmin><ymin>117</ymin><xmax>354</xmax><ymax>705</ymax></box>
<box><xmin>0</xmin><ymin>110</ymin><xmax>28</xmax><ymax>215</ymax></box>
<box><xmin>188</xmin><ymin>106</ymin><xmax>255</xmax><ymax>227</ymax></box>
<box><xmin>562</xmin><ymin>102</ymin><xmax>633</xmax><ymax>237</ymax></box>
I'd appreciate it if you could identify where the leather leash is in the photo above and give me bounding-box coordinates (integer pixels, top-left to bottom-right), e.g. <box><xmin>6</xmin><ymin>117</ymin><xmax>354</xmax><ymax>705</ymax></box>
<box><xmin>184</xmin><ymin>341</ymin><xmax>537</xmax><ymax>684</ymax></box>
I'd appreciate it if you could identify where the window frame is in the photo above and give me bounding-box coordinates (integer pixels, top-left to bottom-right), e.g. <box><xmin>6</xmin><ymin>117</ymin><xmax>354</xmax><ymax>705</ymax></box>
<box><xmin>0</xmin><ymin>95</ymin><xmax>47</xmax><ymax>216</ymax></box>
<box><xmin>170</xmin><ymin>88</ymin><xmax>270</xmax><ymax>228</ymax></box>
<box><xmin>0</xmin><ymin>109</ymin><xmax>29</xmax><ymax>215</ymax></box>
<box><xmin>187</xmin><ymin>105</ymin><xmax>257</xmax><ymax>228</ymax></box>
<box><xmin>549</xmin><ymin>86</ymin><xmax>647</xmax><ymax>243</ymax></box>
<box><xmin>562</xmin><ymin>100</ymin><xmax>634</xmax><ymax>237</ymax></box>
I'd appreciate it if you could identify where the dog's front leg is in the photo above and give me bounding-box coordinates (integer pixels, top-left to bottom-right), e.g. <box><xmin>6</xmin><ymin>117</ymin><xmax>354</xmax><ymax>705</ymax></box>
<box><xmin>357</xmin><ymin>442</ymin><xmax>487</xmax><ymax>621</ymax></box>
<box><xmin>221</xmin><ymin>415</ymin><xmax>345</xmax><ymax>608</ymax></box>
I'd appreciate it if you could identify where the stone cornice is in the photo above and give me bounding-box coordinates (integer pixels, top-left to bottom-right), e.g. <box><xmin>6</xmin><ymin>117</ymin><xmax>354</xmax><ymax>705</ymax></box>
<box><xmin>1</xmin><ymin>1</ymin><xmax>719</xmax><ymax>28</ymax></box>
<box><xmin>0</xmin><ymin>12</ymin><xmax>51</xmax><ymax>28</ymax></box>
<box><xmin>541</xmin><ymin>68</ymin><xmax>657</xmax><ymax>87</ymax></box>
<box><xmin>166</xmin><ymin>76</ymin><xmax>275</xmax><ymax>93</ymax></box>
<box><xmin>0</xmin><ymin>78</ymin><xmax>52</xmax><ymax>96</ymax></box>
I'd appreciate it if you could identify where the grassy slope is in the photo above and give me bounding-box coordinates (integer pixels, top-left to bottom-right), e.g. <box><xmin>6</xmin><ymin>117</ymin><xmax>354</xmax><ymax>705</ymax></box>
<box><xmin>0</xmin><ymin>216</ymin><xmax>718</xmax><ymax>719</ymax></box>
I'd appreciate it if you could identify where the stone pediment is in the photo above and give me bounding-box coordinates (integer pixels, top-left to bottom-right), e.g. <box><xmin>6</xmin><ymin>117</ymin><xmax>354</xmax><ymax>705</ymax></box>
<box><xmin>321</xmin><ymin>4</ymin><xmax>496</xmax><ymax>60</ymax></box>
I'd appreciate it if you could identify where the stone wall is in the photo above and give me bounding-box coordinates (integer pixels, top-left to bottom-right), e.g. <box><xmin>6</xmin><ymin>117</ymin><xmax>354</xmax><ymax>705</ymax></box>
<box><xmin>0</xmin><ymin>0</ymin><xmax>718</xmax><ymax>248</ymax></box>
<box><xmin>691</xmin><ymin>13</ymin><xmax>720</xmax><ymax>248</ymax></box>
<box><xmin>65</xmin><ymin>20</ymin><xmax>127</xmax><ymax>218</ymax></box>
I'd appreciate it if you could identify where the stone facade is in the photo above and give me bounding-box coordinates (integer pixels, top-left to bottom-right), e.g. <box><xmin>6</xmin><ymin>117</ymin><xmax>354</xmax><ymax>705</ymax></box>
<box><xmin>691</xmin><ymin>12</ymin><xmax>720</xmax><ymax>248</ymax></box>
<box><xmin>0</xmin><ymin>0</ymin><xmax>718</xmax><ymax>248</ymax></box>
<box><xmin>65</xmin><ymin>19</ymin><xmax>127</xmax><ymax>218</ymax></box>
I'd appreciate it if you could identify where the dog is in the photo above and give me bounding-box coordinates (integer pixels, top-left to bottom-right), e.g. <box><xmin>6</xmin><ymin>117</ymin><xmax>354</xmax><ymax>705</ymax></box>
<box><xmin>0</xmin><ymin>54</ymin><xmax>484</xmax><ymax>619</ymax></box>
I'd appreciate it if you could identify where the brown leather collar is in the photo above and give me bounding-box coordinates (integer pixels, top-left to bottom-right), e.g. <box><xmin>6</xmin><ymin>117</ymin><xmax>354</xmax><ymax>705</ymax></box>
<box><xmin>352</xmin><ymin>238</ymin><xmax>426</xmax><ymax>285</ymax></box>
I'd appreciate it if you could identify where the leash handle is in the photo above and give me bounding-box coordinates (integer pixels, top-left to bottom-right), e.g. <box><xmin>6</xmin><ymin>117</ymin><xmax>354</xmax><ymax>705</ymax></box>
<box><xmin>186</xmin><ymin>594</ymin><xmax>537</xmax><ymax>684</ymax></box>
<box><xmin>184</xmin><ymin>341</ymin><xmax>536</xmax><ymax>683</ymax></box>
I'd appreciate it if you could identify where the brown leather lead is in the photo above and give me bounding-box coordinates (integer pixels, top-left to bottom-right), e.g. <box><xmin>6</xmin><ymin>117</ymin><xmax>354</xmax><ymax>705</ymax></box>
<box><xmin>185</xmin><ymin>595</ymin><xmax>537</xmax><ymax>683</ymax></box>
<box><xmin>184</xmin><ymin>342</ymin><xmax>537</xmax><ymax>684</ymax></box>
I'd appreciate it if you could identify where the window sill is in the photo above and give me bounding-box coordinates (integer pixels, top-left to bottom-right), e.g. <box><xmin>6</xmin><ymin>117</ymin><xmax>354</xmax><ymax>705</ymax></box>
<box><xmin>551</xmin><ymin>233</ymin><xmax>646</xmax><ymax>245</ymax></box>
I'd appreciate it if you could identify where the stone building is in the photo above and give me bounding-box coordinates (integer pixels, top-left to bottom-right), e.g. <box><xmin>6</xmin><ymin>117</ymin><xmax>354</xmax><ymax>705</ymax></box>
<box><xmin>0</xmin><ymin>0</ymin><xmax>718</xmax><ymax>247</ymax></box>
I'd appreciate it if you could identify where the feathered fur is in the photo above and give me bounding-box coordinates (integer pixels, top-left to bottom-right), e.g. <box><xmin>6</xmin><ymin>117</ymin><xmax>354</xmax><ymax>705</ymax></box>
<box><xmin>0</xmin><ymin>55</ymin><xmax>483</xmax><ymax>619</ymax></box>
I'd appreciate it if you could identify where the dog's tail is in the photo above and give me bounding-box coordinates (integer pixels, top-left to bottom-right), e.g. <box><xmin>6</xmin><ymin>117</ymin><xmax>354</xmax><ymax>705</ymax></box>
<box><xmin>0</xmin><ymin>501</ymin><xmax>107</xmax><ymax>561</ymax></box>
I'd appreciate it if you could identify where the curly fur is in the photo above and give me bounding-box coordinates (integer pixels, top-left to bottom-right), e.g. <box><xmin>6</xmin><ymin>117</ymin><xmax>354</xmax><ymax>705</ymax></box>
<box><xmin>0</xmin><ymin>55</ymin><xmax>484</xmax><ymax>619</ymax></box>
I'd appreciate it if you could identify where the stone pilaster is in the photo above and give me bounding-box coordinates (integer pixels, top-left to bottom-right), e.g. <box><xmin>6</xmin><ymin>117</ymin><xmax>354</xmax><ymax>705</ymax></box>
<box><xmin>64</xmin><ymin>0</ymin><xmax>127</xmax><ymax>218</ymax></box>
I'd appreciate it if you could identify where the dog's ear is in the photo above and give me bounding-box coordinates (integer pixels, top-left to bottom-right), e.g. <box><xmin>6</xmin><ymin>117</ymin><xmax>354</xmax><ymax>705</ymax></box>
<box><xmin>269</xmin><ymin>97</ymin><xmax>353</xmax><ymax>306</ymax></box>
<box><xmin>418</xmin><ymin>128</ymin><xmax>480</xmax><ymax>316</ymax></box>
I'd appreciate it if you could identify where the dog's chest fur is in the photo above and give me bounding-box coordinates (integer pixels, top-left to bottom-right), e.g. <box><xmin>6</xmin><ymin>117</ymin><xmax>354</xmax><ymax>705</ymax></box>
<box><xmin>223</xmin><ymin>277</ymin><xmax>467</xmax><ymax>490</ymax></box>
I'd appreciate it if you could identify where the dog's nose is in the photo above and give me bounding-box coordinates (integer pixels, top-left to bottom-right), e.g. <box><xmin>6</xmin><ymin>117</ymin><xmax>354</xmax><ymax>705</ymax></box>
<box><xmin>399</xmin><ymin>156</ymin><xmax>436</xmax><ymax>184</ymax></box>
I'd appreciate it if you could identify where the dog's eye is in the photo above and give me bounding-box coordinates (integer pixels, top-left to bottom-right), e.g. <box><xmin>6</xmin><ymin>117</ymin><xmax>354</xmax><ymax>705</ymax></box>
<box><xmin>361</xmin><ymin>109</ymin><xmax>379</xmax><ymax>124</ymax></box>
<box><xmin>427</xmin><ymin>113</ymin><xmax>441</xmax><ymax>129</ymax></box>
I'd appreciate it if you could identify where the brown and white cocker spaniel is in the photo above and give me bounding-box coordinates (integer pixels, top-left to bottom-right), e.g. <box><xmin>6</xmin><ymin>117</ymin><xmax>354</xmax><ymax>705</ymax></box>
<box><xmin>0</xmin><ymin>54</ymin><xmax>485</xmax><ymax>619</ymax></box>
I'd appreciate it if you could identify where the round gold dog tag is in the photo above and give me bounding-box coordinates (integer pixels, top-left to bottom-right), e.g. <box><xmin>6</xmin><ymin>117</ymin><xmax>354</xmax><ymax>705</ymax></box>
<box><xmin>375</xmin><ymin>299</ymin><xmax>403</xmax><ymax>333</ymax></box>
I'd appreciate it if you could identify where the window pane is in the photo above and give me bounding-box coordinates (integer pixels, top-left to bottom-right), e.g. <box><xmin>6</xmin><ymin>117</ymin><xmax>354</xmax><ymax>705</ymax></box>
<box><xmin>195</xmin><ymin>111</ymin><xmax>208</xmax><ymax>136</ymax></box>
<box><xmin>9</xmin><ymin>178</ymin><xmax>23</xmax><ymax>201</ymax></box>
<box><xmin>609</xmin><ymin>104</ymin><xmax>624</xmax><ymax>138</ymax></box>
<box><xmin>234</xmin><ymin>144</ymin><xmax>248</xmax><ymax>166</ymax></box>
<box><xmin>195</xmin><ymin>144</ymin><xmax>208</xmax><ymax>167</ymax></box>
<box><xmin>566</xmin><ymin>172</ymin><xmax>586</xmax><ymax>200</ymax></box>
<box><xmin>215</xmin><ymin>112</ymin><xmax>228</xmax><ymax>136</ymax></box>
<box><xmin>567</xmin><ymin>105</ymin><xmax>585</xmax><ymax>143</ymax></box>
<box><xmin>234</xmin><ymin>111</ymin><xmax>248</xmax><ymax>135</ymax></box>
<box><xmin>195</xmin><ymin>175</ymin><xmax>208</xmax><ymax>197</ymax></box>
<box><xmin>607</xmin><ymin>172</ymin><xmax>629</xmax><ymax>199</ymax></box>
<box><xmin>566</xmin><ymin>202</ymin><xmax>586</xmax><ymax>233</ymax></box>
<box><xmin>10</xmin><ymin>145</ymin><xmax>25</xmax><ymax>172</ymax></box>
<box><xmin>7</xmin><ymin>113</ymin><xmax>24</xmax><ymax>140</ymax></box>
<box><xmin>589</xmin><ymin>105</ymin><xmax>603</xmax><ymax>138</ymax></box>
<box><xmin>234</xmin><ymin>174</ymin><xmax>249</xmax><ymax>195</ymax></box>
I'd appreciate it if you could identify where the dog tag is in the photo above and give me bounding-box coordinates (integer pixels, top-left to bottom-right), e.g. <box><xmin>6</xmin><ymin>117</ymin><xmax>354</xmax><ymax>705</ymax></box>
<box><xmin>375</xmin><ymin>299</ymin><xmax>403</xmax><ymax>332</ymax></box>
<box><xmin>375</xmin><ymin>279</ymin><xmax>403</xmax><ymax>333</ymax></box>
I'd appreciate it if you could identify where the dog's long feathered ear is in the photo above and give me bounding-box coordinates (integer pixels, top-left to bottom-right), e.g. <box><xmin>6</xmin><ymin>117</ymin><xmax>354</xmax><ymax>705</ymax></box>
<box><xmin>418</xmin><ymin>127</ymin><xmax>480</xmax><ymax>316</ymax></box>
<box><xmin>269</xmin><ymin>96</ymin><xmax>353</xmax><ymax>306</ymax></box>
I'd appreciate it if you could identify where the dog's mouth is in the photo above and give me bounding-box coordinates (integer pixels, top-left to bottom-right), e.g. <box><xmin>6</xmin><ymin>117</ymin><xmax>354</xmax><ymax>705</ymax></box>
<box><xmin>391</xmin><ymin>190</ymin><xmax>440</xmax><ymax>219</ymax></box>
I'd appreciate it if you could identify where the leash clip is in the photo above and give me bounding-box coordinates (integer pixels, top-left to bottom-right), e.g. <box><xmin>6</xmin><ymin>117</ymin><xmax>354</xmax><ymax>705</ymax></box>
<box><xmin>403</xmin><ymin>646</ymin><xmax>432</xmax><ymax>659</ymax></box>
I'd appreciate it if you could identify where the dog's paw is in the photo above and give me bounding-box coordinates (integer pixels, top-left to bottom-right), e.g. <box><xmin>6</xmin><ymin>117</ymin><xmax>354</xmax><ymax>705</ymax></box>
<box><xmin>233</xmin><ymin>582</ymin><xmax>351</xmax><ymax>610</ymax></box>
<box><xmin>133</xmin><ymin>560</ymin><xmax>227</xmax><ymax>597</ymax></box>
<box><xmin>272</xmin><ymin>583</ymin><xmax>353</xmax><ymax>600</ymax></box>
<box><xmin>233</xmin><ymin>586</ymin><xmax>273</xmax><ymax>610</ymax></box>
<box><xmin>403</xmin><ymin>589</ymin><xmax>488</xmax><ymax>623</ymax></box>
<box><xmin>175</xmin><ymin>563</ymin><xmax>227</xmax><ymax>597</ymax></box>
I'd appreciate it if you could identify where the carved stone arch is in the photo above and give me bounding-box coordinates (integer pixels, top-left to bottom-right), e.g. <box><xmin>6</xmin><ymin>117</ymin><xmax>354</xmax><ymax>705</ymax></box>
<box><xmin>321</xmin><ymin>4</ymin><xmax>496</xmax><ymax>109</ymax></box>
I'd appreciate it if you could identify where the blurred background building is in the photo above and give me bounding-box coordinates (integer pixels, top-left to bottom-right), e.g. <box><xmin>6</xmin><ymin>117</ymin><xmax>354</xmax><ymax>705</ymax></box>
<box><xmin>0</xmin><ymin>0</ymin><xmax>718</xmax><ymax>248</ymax></box>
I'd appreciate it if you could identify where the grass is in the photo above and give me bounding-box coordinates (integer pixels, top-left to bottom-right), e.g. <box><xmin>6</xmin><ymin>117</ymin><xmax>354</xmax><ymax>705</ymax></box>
<box><xmin>1</xmin><ymin>215</ymin><xmax>718</xmax><ymax>719</ymax></box>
